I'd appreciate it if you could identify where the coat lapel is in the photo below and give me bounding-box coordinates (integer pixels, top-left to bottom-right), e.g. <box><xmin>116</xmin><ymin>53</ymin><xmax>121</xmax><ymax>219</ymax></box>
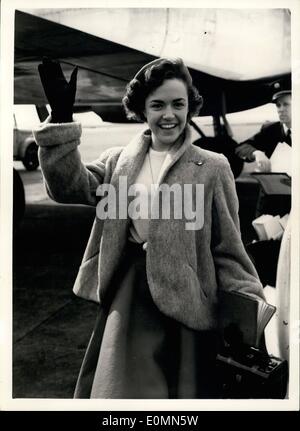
<box><xmin>98</xmin><ymin>129</ymin><xmax>151</xmax><ymax>296</ymax></box>
<box><xmin>97</xmin><ymin>125</ymin><xmax>194</xmax><ymax>298</ymax></box>
<box><xmin>156</xmin><ymin>126</ymin><xmax>192</xmax><ymax>185</ymax></box>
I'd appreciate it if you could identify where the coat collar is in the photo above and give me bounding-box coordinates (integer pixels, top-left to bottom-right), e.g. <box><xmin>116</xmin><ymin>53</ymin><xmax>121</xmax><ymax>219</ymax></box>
<box><xmin>110</xmin><ymin>124</ymin><xmax>193</xmax><ymax>189</ymax></box>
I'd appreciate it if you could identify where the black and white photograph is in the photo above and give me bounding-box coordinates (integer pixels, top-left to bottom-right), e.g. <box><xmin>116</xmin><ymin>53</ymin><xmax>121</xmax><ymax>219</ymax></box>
<box><xmin>0</xmin><ymin>0</ymin><xmax>299</xmax><ymax>412</ymax></box>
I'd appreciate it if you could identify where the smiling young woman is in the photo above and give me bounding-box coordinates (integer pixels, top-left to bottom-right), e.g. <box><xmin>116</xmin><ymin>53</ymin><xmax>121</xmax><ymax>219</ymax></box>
<box><xmin>33</xmin><ymin>56</ymin><xmax>265</xmax><ymax>399</ymax></box>
<box><xmin>143</xmin><ymin>78</ymin><xmax>189</xmax><ymax>151</ymax></box>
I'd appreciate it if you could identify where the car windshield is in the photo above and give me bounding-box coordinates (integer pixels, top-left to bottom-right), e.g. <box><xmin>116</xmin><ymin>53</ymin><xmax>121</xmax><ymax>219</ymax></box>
<box><xmin>14</xmin><ymin>105</ymin><xmax>41</xmax><ymax>129</ymax></box>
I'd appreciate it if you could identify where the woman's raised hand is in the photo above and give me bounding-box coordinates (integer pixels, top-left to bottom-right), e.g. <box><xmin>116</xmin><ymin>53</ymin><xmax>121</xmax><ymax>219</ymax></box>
<box><xmin>38</xmin><ymin>57</ymin><xmax>78</xmax><ymax>123</ymax></box>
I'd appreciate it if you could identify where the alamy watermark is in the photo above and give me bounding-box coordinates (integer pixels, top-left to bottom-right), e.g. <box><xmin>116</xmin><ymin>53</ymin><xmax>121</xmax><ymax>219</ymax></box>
<box><xmin>96</xmin><ymin>176</ymin><xmax>204</xmax><ymax>230</ymax></box>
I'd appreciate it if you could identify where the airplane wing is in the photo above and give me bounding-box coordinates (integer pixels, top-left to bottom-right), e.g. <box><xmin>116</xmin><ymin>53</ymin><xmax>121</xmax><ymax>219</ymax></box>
<box><xmin>14</xmin><ymin>9</ymin><xmax>291</xmax><ymax>121</ymax></box>
<box><xmin>14</xmin><ymin>10</ymin><xmax>156</xmax><ymax>121</ymax></box>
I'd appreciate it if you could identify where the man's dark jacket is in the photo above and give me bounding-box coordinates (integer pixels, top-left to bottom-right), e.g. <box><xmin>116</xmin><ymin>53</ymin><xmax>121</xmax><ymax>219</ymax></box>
<box><xmin>235</xmin><ymin>121</ymin><xmax>291</xmax><ymax>162</ymax></box>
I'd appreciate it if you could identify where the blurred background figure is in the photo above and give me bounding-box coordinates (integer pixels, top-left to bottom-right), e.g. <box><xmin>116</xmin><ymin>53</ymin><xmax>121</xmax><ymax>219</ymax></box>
<box><xmin>264</xmin><ymin>213</ymin><xmax>291</xmax><ymax>398</ymax></box>
<box><xmin>274</xmin><ymin>214</ymin><xmax>291</xmax><ymax>362</ymax></box>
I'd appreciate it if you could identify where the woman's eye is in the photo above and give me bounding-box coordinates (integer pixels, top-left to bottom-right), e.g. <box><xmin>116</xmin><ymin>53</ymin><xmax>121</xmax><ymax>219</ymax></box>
<box><xmin>150</xmin><ymin>103</ymin><xmax>162</xmax><ymax>109</ymax></box>
<box><xmin>174</xmin><ymin>102</ymin><xmax>185</xmax><ymax>108</ymax></box>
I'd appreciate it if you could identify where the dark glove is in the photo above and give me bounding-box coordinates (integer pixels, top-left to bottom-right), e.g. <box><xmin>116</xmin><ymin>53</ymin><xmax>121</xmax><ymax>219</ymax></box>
<box><xmin>38</xmin><ymin>57</ymin><xmax>78</xmax><ymax>123</ymax></box>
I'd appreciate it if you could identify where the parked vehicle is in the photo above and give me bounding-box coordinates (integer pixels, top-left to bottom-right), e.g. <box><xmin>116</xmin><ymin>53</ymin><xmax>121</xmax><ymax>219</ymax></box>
<box><xmin>13</xmin><ymin>105</ymin><xmax>41</xmax><ymax>170</ymax></box>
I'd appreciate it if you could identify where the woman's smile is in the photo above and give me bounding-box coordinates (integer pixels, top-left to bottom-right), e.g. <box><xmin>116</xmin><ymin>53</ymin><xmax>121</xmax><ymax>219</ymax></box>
<box><xmin>159</xmin><ymin>123</ymin><xmax>177</xmax><ymax>129</ymax></box>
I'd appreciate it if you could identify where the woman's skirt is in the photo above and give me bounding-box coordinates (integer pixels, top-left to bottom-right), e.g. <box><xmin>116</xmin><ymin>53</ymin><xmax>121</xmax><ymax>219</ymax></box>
<box><xmin>74</xmin><ymin>241</ymin><xmax>220</xmax><ymax>399</ymax></box>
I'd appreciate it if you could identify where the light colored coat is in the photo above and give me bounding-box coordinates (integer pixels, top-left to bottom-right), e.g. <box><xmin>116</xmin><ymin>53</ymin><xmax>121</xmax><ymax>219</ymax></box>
<box><xmin>33</xmin><ymin>121</ymin><xmax>264</xmax><ymax>331</ymax></box>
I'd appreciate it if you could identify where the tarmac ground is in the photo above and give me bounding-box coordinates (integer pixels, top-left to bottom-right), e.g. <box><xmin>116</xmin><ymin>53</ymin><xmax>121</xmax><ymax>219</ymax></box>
<box><xmin>13</xmin><ymin>166</ymin><xmax>98</xmax><ymax>398</ymax></box>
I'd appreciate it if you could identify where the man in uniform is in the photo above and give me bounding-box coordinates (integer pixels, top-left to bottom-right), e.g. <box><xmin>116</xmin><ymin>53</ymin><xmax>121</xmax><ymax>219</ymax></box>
<box><xmin>235</xmin><ymin>82</ymin><xmax>291</xmax><ymax>172</ymax></box>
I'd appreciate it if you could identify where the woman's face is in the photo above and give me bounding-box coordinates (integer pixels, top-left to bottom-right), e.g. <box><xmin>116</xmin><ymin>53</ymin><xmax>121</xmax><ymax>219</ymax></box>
<box><xmin>144</xmin><ymin>78</ymin><xmax>189</xmax><ymax>150</ymax></box>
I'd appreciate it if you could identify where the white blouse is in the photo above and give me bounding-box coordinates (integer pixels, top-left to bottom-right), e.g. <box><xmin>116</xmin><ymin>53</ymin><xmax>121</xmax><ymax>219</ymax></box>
<box><xmin>129</xmin><ymin>147</ymin><xmax>168</xmax><ymax>243</ymax></box>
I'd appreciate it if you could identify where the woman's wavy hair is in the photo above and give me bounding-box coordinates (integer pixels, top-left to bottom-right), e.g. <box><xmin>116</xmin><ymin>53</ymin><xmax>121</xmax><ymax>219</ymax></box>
<box><xmin>122</xmin><ymin>58</ymin><xmax>203</xmax><ymax>122</ymax></box>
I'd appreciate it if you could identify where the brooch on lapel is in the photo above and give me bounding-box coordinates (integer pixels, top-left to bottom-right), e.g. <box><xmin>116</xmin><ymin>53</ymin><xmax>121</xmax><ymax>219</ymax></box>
<box><xmin>188</xmin><ymin>160</ymin><xmax>204</xmax><ymax>166</ymax></box>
